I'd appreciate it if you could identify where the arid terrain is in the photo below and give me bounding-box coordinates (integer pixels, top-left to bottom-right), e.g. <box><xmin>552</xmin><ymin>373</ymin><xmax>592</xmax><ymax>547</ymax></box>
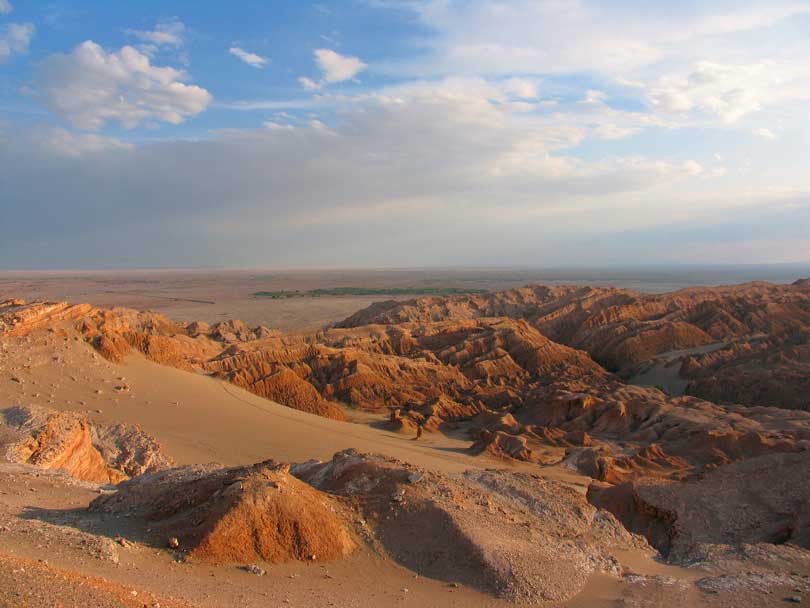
<box><xmin>1</xmin><ymin>273</ymin><xmax>810</xmax><ymax>607</ymax></box>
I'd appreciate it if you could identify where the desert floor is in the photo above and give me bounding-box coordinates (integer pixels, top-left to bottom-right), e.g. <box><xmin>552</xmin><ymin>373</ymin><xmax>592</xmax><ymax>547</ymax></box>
<box><xmin>4</xmin><ymin>267</ymin><xmax>802</xmax><ymax>332</ymax></box>
<box><xmin>3</xmin><ymin>272</ymin><xmax>808</xmax><ymax>606</ymax></box>
<box><xmin>0</xmin><ymin>310</ymin><xmax>731</xmax><ymax>608</ymax></box>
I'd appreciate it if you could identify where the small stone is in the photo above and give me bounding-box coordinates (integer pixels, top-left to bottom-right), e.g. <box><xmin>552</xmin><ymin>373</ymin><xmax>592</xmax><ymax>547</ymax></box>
<box><xmin>240</xmin><ymin>564</ymin><xmax>267</xmax><ymax>576</ymax></box>
<box><xmin>167</xmin><ymin>537</ymin><xmax>180</xmax><ymax>549</ymax></box>
<box><xmin>407</xmin><ymin>472</ymin><xmax>423</xmax><ymax>484</ymax></box>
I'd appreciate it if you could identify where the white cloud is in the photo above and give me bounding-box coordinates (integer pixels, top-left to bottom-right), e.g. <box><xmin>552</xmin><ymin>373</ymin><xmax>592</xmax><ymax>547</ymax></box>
<box><xmin>263</xmin><ymin>121</ymin><xmax>295</xmax><ymax>131</ymax></box>
<box><xmin>314</xmin><ymin>49</ymin><xmax>366</xmax><ymax>83</ymax></box>
<box><xmin>0</xmin><ymin>0</ymin><xmax>12</xmax><ymax>15</ymax></box>
<box><xmin>646</xmin><ymin>61</ymin><xmax>808</xmax><ymax>123</ymax></box>
<box><xmin>500</xmin><ymin>77</ymin><xmax>538</xmax><ymax>99</ymax></box>
<box><xmin>386</xmin><ymin>0</ymin><xmax>810</xmax><ymax>79</ymax></box>
<box><xmin>0</xmin><ymin>22</ymin><xmax>33</xmax><ymax>62</ymax></box>
<box><xmin>229</xmin><ymin>46</ymin><xmax>268</xmax><ymax>68</ymax></box>
<box><xmin>690</xmin><ymin>3</ymin><xmax>810</xmax><ymax>37</ymax></box>
<box><xmin>593</xmin><ymin>124</ymin><xmax>640</xmax><ymax>140</ymax></box>
<box><xmin>128</xmin><ymin>19</ymin><xmax>185</xmax><ymax>48</ymax></box>
<box><xmin>298</xmin><ymin>76</ymin><xmax>321</xmax><ymax>91</ymax></box>
<box><xmin>753</xmin><ymin>127</ymin><xmax>777</xmax><ymax>140</ymax></box>
<box><xmin>582</xmin><ymin>89</ymin><xmax>607</xmax><ymax>104</ymax></box>
<box><xmin>3</xmin><ymin>77</ymin><xmax>804</xmax><ymax>267</ymax></box>
<box><xmin>33</xmin><ymin>41</ymin><xmax>212</xmax><ymax>130</ymax></box>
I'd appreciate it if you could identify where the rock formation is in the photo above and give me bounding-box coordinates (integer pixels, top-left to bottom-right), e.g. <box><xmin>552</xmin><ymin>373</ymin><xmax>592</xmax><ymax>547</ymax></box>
<box><xmin>338</xmin><ymin>281</ymin><xmax>810</xmax><ymax>408</ymax></box>
<box><xmin>588</xmin><ymin>451</ymin><xmax>810</xmax><ymax>562</ymax></box>
<box><xmin>0</xmin><ymin>405</ymin><xmax>172</xmax><ymax>483</ymax></box>
<box><xmin>91</xmin><ymin>460</ymin><xmax>356</xmax><ymax>564</ymax></box>
<box><xmin>5</xmin><ymin>279</ymin><xmax>810</xmax><ymax>482</ymax></box>
<box><xmin>294</xmin><ymin>449</ymin><xmax>647</xmax><ymax>603</ymax></box>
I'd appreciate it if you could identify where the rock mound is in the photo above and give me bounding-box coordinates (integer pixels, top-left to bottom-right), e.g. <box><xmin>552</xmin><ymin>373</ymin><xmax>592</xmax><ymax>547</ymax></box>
<box><xmin>0</xmin><ymin>405</ymin><xmax>172</xmax><ymax>483</ymax></box>
<box><xmin>91</xmin><ymin>460</ymin><xmax>355</xmax><ymax>564</ymax></box>
<box><xmin>470</xmin><ymin>429</ymin><xmax>534</xmax><ymax>461</ymax></box>
<box><xmin>570</xmin><ymin>444</ymin><xmax>691</xmax><ymax>484</ymax></box>
<box><xmin>588</xmin><ymin>451</ymin><xmax>810</xmax><ymax>562</ymax></box>
<box><xmin>295</xmin><ymin>449</ymin><xmax>647</xmax><ymax>603</ymax></box>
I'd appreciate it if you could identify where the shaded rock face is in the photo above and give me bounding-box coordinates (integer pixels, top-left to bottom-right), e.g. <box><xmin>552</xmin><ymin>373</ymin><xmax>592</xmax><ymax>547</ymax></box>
<box><xmin>338</xmin><ymin>281</ymin><xmax>810</xmax><ymax>409</ymax></box>
<box><xmin>91</xmin><ymin>460</ymin><xmax>355</xmax><ymax>564</ymax></box>
<box><xmin>588</xmin><ymin>451</ymin><xmax>810</xmax><ymax>563</ymax></box>
<box><xmin>682</xmin><ymin>340</ymin><xmax>810</xmax><ymax>410</ymax></box>
<box><xmin>470</xmin><ymin>429</ymin><xmax>534</xmax><ymax>461</ymax></box>
<box><xmin>0</xmin><ymin>405</ymin><xmax>172</xmax><ymax>484</ymax></box>
<box><xmin>200</xmin><ymin>318</ymin><xmax>608</xmax><ymax>432</ymax></box>
<box><xmin>203</xmin><ymin>317</ymin><xmax>604</xmax><ymax>410</ymax></box>
<box><xmin>569</xmin><ymin>445</ymin><xmax>691</xmax><ymax>484</ymax></box>
<box><xmin>294</xmin><ymin>449</ymin><xmax>647</xmax><ymax>603</ymax></box>
<box><xmin>90</xmin><ymin>422</ymin><xmax>174</xmax><ymax>478</ymax></box>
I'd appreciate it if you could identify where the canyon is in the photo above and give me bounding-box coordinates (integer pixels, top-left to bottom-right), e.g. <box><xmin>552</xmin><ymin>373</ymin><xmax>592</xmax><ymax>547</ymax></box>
<box><xmin>1</xmin><ymin>278</ymin><xmax>809</xmax><ymax>606</ymax></box>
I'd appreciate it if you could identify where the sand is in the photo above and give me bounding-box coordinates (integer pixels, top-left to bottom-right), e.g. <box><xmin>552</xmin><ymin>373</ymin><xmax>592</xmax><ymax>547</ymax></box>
<box><xmin>627</xmin><ymin>342</ymin><xmax>726</xmax><ymax>395</ymax></box>
<box><xmin>0</xmin><ymin>316</ymin><xmax>739</xmax><ymax>607</ymax></box>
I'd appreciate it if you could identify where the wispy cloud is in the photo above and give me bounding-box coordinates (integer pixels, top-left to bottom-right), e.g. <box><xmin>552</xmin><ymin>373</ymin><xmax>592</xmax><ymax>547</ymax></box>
<box><xmin>128</xmin><ymin>18</ymin><xmax>185</xmax><ymax>48</ymax></box>
<box><xmin>229</xmin><ymin>46</ymin><xmax>268</xmax><ymax>68</ymax></box>
<box><xmin>0</xmin><ymin>21</ymin><xmax>33</xmax><ymax>62</ymax></box>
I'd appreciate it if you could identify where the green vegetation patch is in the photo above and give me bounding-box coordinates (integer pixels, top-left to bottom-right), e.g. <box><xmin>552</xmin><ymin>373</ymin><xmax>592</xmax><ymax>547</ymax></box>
<box><xmin>253</xmin><ymin>287</ymin><xmax>489</xmax><ymax>299</ymax></box>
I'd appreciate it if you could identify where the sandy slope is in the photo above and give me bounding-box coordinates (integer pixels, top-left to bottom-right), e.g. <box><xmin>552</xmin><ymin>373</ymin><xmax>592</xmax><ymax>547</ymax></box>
<box><xmin>2</xmin><ymin>322</ymin><xmax>778</xmax><ymax>607</ymax></box>
<box><xmin>0</xmin><ymin>325</ymin><xmax>586</xmax><ymax>484</ymax></box>
<box><xmin>0</xmin><ymin>331</ymin><xmax>612</xmax><ymax>607</ymax></box>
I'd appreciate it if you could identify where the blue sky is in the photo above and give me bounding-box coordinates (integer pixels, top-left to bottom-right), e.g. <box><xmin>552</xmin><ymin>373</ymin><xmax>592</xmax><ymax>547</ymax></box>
<box><xmin>1</xmin><ymin>0</ymin><xmax>809</xmax><ymax>268</ymax></box>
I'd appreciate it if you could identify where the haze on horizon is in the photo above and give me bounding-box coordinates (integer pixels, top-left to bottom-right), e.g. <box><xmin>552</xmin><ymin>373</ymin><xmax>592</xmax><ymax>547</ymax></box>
<box><xmin>1</xmin><ymin>1</ymin><xmax>809</xmax><ymax>269</ymax></box>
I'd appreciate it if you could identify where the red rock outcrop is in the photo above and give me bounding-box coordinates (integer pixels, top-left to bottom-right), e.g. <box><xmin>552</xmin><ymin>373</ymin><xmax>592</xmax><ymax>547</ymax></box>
<box><xmin>338</xmin><ymin>281</ymin><xmax>810</xmax><ymax>407</ymax></box>
<box><xmin>570</xmin><ymin>444</ymin><xmax>691</xmax><ymax>484</ymax></box>
<box><xmin>90</xmin><ymin>460</ymin><xmax>356</xmax><ymax>564</ymax></box>
<box><xmin>0</xmin><ymin>405</ymin><xmax>172</xmax><ymax>483</ymax></box>
<box><xmin>682</xmin><ymin>340</ymin><xmax>810</xmax><ymax>410</ymax></box>
<box><xmin>470</xmin><ymin>429</ymin><xmax>534</xmax><ymax>461</ymax></box>
<box><xmin>5</xmin><ymin>281</ymin><xmax>810</xmax><ymax>482</ymax></box>
<box><xmin>516</xmin><ymin>381</ymin><xmax>810</xmax><ymax>473</ymax></box>
<box><xmin>1</xmin><ymin>300</ymin><xmax>94</xmax><ymax>337</ymax></box>
<box><xmin>222</xmin><ymin>366</ymin><xmax>348</xmax><ymax>421</ymax></box>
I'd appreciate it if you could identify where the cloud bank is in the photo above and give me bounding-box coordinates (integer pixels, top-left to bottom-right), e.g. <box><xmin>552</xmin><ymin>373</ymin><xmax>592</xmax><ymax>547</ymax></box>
<box><xmin>1</xmin><ymin>0</ymin><xmax>809</xmax><ymax>268</ymax></box>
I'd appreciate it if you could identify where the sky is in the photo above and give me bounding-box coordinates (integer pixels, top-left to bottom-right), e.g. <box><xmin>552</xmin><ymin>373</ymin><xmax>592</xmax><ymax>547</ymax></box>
<box><xmin>1</xmin><ymin>0</ymin><xmax>809</xmax><ymax>269</ymax></box>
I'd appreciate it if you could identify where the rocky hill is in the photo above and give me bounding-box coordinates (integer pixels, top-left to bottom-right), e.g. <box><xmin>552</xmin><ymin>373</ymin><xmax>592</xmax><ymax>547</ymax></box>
<box><xmin>4</xmin><ymin>281</ymin><xmax>810</xmax><ymax>483</ymax></box>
